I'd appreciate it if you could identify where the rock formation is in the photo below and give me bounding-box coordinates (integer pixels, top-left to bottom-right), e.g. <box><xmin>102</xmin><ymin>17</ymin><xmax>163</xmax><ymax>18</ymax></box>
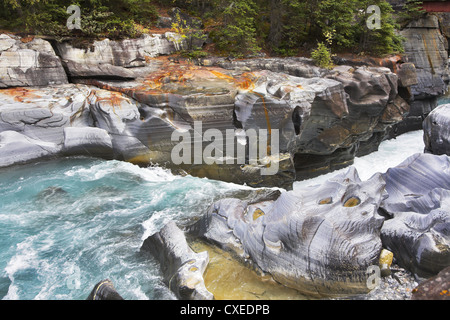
<box><xmin>141</xmin><ymin>221</ymin><xmax>213</xmax><ymax>300</ymax></box>
<box><xmin>55</xmin><ymin>33</ymin><xmax>185</xmax><ymax>67</ymax></box>
<box><xmin>380</xmin><ymin>153</ymin><xmax>450</xmax><ymax>278</ymax></box>
<box><xmin>86</xmin><ymin>279</ymin><xmax>124</xmax><ymax>300</ymax></box>
<box><xmin>0</xmin><ymin>84</ymin><xmax>147</xmax><ymax>166</ymax></box>
<box><xmin>187</xmin><ymin>167</ymin><xmax>387</xmax><ymax>297</ymax></box>
<box><xmin>0</xmin><ymin>42</ymin><xmax>413</xmax><ymax>188</ymax></box>
<box><xmin>411</xmin><ymin>266</ymin><xmax>450</xmax><ymax>300</ymax></box>
<box><xmin>0</xmin><ymin>11</ymin><xmax>447</xmax><ymax>188</ymax></box>
<box><xmin>395</xmin><ymin>13</ymin><xmax>449</xmax><ymax>133</ymax></box>
<box><xmin>141</xmin><ymin>153</ymin><xmax>449</xmax><ymax>299</ymax></box>
<box><xmin>423</xmin><ymin>103</ymin><xmax>450</xmax><ymax>155</ymax></box>
<box><xmin>0</xmin><ymin>34</ymin><xmax>68</xmax><ymax>88</ymax></box>
<box><xmin>211</xmin><ymin>58</ymin><xmax>411</xmax><ymax>179</ymax></box>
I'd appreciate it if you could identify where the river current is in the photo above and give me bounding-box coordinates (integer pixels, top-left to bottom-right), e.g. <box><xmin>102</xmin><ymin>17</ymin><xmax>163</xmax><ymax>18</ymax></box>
<box><xmin>0</xmin><ymin>128</ymin><xmax>428</xmax><ymax>300</ymax></box>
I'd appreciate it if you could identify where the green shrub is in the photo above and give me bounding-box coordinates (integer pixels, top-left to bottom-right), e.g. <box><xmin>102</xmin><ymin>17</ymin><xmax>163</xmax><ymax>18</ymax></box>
<box><xmin>311</xmin><ymin>42</ymin><xmax>333</xmax><ymax>69</ymax></box>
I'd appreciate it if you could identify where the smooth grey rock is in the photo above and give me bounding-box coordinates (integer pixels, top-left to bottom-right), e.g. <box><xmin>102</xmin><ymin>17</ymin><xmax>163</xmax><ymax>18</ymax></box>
<box><xmin>0</xmin><ymin>34</ymin><xmax>68</xmax><ymax>88</ymax></box>
<box><xmin>423</xmin><ymin>103</ymin><xmax>450</xmax><ymax>155</ymax></box>
<box><xmin>0</xmin><ymin>84</ymin><xmax>154</xmax><ymax>166</ymax></box>
<box><xmin>0</xmin><ymin>130</ymin><xmax>60</xmax><ymax>167</ymax></box>
<box><xmin>62</xmin><ymin>127</ymin><xmax>113</xmax><ymax>158</ymax></box>
<box><xmin>55</xmin><ymin>33</ymin><xmax>183</xmax><ymax>68</ymax></box>
<box><xmin>380</xmin><ymin>153</ymin><xmax>450</xmax><ymax>278</ymax></box>
<box><xmin>62</xmin><ymin>60</ymin><xmax>136</xmax><ymax>80</ymax></box>
<box><xmin>86</xmin><ymin>279</ymin><xmax>124</xmax><ymax>300</ymax></box>
<box><xmin>189</xmin><ymin>167</ymin><xmax>386</xmax><ymax>297</ymax></box>
<box><xmin>141</xmin><ymin>221</ymin><xmax>213</xmax><ymax>300</ymax></box>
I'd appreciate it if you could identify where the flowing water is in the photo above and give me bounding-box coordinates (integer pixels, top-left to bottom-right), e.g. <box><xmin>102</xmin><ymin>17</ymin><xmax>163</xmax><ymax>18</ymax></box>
<box><xmin>437</xmin><ymin>88</ymin><xmax>450</xmax><ymax>106</ymax></box>
<box><xmin>0</xmin><ymin>129</ymin><xmax>426</xmax><ymax>300</ymax></box>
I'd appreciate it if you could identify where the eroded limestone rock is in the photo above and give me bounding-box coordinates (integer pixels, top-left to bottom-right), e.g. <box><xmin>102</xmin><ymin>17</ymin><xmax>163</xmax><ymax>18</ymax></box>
<box><xmin>0</xmin><ymin>34</ymin><xmax>68</xmax><ymax>88</ymax></box>
<box><xmin>423</xmin><ymin>103</ymin><xmax>450</xmax><ymax>156</ymax></box>
<box><xmin>86</xmin><ymin>279</ymin><xmax>124</xmax><ymax>300</ymax></box>
<box><xmin>188</xmin><ymin>167</ymin><xmax>386</xmax><ymax>297</ymax></box>
<box><xmin>380</xmin><ymin>153</ymin><xmax>450</xmax><ymax>278</ymax></box>
<box><xmin>397</xmin><ymin>14</ymin><xmax>449</xmax><ymax>131</ymax></box>
<box><xmin>141</xmin><ymin>221</ymin><xmax>213</xmax><ymax>300</ymax></box>
<box><xmin>55</xmin><ymin>33</ymin><xmax>184</xmax><ymax>68</ymax></box>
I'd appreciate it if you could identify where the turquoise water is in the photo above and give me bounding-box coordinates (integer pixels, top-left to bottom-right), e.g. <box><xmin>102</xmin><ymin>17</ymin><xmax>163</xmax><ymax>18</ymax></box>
<box><xmin>0</xmin><ymin>157</ymin><xmax>253</xmax><ymax>300</ymax></box>
<box><xmin>0</xmin><ymin>130</ymin><xmax>426</xmax><ymax>300</ymax></box>
<box><xmin>437</xmin><ymin>89</ymin><xmax>450</xmax><ymax>105</ymax></box>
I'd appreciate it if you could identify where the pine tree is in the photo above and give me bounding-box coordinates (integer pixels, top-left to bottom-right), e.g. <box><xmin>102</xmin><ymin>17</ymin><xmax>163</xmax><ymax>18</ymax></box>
<box><xmin>213</xmin><ymin>0</ymin><xmax>261</xmax><ymax>56</ymax></box>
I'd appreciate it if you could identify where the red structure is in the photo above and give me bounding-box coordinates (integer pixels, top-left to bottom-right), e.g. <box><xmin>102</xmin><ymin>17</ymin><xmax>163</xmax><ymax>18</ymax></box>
<box><xmin>422</xmin><ymin>1</ymin><xmax>450</xmax><ymax>12</ymax></box>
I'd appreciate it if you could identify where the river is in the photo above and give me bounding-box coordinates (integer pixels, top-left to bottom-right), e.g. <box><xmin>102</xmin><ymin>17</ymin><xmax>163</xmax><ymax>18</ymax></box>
<box><xmin>0</xmin><ymin>127</ymin><xmax>428</xmax><ymax>300</ymax></box>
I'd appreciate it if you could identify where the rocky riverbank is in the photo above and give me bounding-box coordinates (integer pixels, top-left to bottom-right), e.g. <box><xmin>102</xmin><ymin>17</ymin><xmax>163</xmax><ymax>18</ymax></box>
<box><xmin>1</xmin><ymin>8</ymin><xmax>449</xmax><ymax>301</ymax></box>
<box><xmin>1</xmin><ymin>18</ymin><xmax>447</xmax><ymax>188</ymax></box>
<box><xmin>140</xmin><ymin>153</ymin><xmax>449</xmax><ymax>300</ymax></box>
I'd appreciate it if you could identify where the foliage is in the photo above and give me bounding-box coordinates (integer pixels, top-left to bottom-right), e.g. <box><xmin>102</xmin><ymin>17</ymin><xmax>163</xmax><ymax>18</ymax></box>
<box><xmin>397</xmin><ymin>0</ymin><xmax>425</xmax><ymax>26</ymax></box>
<box><xmin>311</xmin><ymin>30</ymin><xmax>335</xmax><ymax>69</ymax></box>
<box><xmin>355</xmin><ymin>0</ymin><xmax>404</xmax><ymax>55</ymax></box>
<box><xmin>211</xmin><ymin>0</ymin><xmax>261</xmax><ymax>57</ymax></box>
<box><xmin>311</xmin><ymin>42</ymin><xmax>333</xmax><ymax>69</ymax></box>
<box><xmin>168</xmin><ymin>8</ymin><xmax>208</xmax><ymax>59</ymax></box>
<box><xmin>0</xmin><ymin>0</ymin><xmax>424</xmax><ymax>57</ymax></box>
<box><xmin>0</xmin><ymin>0</ymin><xmax>158</xmax><ymax>39</ymax></box>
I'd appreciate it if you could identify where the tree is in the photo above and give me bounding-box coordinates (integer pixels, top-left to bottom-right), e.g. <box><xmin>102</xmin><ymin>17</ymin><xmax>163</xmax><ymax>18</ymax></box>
<box><xmin>397</xmin><ymin>0</ymin><xmax>425</xmax><ymax>26</ymax></box>
<box><xmin>212</xmin><ymin>0</ymin><xmax>261</xmax><ymax>56</ymax></box>
<box><xmin>0</xmin><ymin>0</ymin><xmax>158</xmax><ymax>38</ymax></box>
<box><xmin>355</xmin><ymin>0</ymin><xmax>404</xmax><ymax>55</ymax></box>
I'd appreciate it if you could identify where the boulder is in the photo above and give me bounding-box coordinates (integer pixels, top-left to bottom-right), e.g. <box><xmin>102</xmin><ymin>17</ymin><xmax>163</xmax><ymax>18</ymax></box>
<box><xmin>0</xmin><ymin>34</ymin><xmax>68</xmax><ymax>88</ymax></box>
<box><xmin>423</xmin><ymin>103</ymin><xmax>450</xmax><ymax>155</ymax></box>
<box><xmin>411</xmin><ymin>266</ymin><xmax>450</xmax><ymax>300</ymax></box>
<box><xmin>380</xmin><ymin>153</ymin><xmax>450</xmax><ymax>278</ymax></box>
<box><xmin>86</xmin><ymin>279</ymin><xmax>124</xmax><ymax>300</ymax></box>
<box><xmin>0</xmin><ymin>130</ymin><xmax>60</xmax><ymax>167</ymax></box>
<box><xmin>141</xmin><ymin>221</ymin><xmax>213</xmax><ymax>300</ymax></box>
<box><xmin>188</xmin><ymin>167</ymin><xmax>387</xmax><ymax>297</ymax></box>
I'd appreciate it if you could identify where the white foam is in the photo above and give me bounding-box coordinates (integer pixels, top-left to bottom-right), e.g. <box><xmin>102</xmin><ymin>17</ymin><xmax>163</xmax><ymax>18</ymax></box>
<box><xmin>294</xmin><ymin>130</ymin><xmax>425</xmax><ymax>190</ymax></box>
<box><xmin>65</xmin><ymin>160</ymin><xmax>179</xmax><ymax>183</ymax></box>
<box><xmin>3</xmin><ymin>236</ymin><xmax>39</xmax><ymax>300</ymax></box>
<box><xmin>141</xmin><ymin>208</ymin><xmax>179</xmax><ymax>241</ymax></box>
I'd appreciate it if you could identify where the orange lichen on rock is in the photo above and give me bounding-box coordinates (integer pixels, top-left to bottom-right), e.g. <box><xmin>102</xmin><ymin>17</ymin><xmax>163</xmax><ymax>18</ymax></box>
<box><xmin>0</xmin><ymin>87</ymin><xmax>41</xmax><ymax>103</ymax></box>
<box><xmin>96</xmin><ymin>91</ymin><xmax>128</xmax><ymax>108</ymax></box>
<box><xmin>234</xmin><ymin>72</ymin><xmax>257</xmax><ymax>91</ymax></box>
<box><xmin>209</xmin><ymin>69</ymin><xmax>234</xmax><ymax>81</ymax></box>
